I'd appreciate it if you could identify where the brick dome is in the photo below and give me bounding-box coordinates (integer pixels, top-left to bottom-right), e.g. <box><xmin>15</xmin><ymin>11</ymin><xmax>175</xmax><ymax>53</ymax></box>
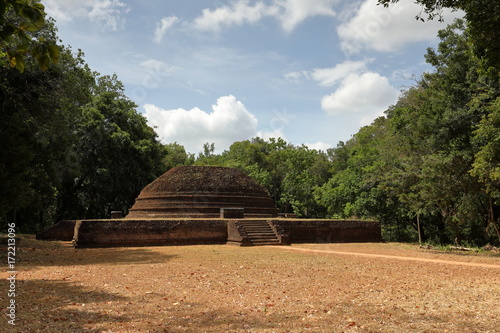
<box><xmin>127</xmin><ymin>166</ymin><xmax>278</xmax><ymax>218</ymax></box>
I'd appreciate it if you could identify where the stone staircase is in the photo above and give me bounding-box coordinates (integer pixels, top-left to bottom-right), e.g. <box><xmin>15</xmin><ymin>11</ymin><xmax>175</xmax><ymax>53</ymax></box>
<box><xmin>228</xmin><ymin>219</ymin><xmax>289</xmax><ymax>246</ymax></box>
<box><xmin>237</xmin><ymin>220</ymin><xmax>281</xmax><ymax>246</ymax></box>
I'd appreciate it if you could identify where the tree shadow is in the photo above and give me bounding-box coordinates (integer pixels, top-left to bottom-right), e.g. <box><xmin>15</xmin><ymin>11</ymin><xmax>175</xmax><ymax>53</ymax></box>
<box><xmin>0</xmin><ymin>279</ymin><xmax>129</xmax><ymax>332</ymax></box>
<box><xmin>137</xmin><ymin>302</ymin><xmax>303</xmax><ymax>333</ymax></box>
<box><xmin>13</xmin><ymin>235</ymin><xmax>178</xmax><ymax>268</ymax></box>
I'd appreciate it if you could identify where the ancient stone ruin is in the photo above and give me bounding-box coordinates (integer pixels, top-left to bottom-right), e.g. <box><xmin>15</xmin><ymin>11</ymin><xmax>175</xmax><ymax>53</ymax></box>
<box><xmin>38</xmin><ymin>166</ymin><xmax>382</xmax><ymax>247</ymax></box>
<box><xmin>127</xmin><ymin>166</ymin><xmax>278</xmax><ymax>218</ymax></box>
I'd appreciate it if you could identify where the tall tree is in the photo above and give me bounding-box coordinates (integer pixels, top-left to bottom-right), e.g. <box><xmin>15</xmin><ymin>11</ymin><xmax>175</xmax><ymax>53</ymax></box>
<box><xmin>57</xmin><ymin>75</ymin><xmax>166</xmax><ymax>219</ymax></box>
<box><xmin>0</xmin><ymin>42</ymin><xmax>94</xmax><ymax>231</ymax></box>
<box><xmin>315</xmin><ymin>19</ymin><xmax>499</xmax><ymax>245</ymax></box>
<box><xmin>1</xmin><ymin>19</ymin><xmax>166</xmax><ymax>231</ymax></box>
<box><xmin>470</xmin><ymin>98</ymin><xmax>500</xmax><ymax>240</ymax></box>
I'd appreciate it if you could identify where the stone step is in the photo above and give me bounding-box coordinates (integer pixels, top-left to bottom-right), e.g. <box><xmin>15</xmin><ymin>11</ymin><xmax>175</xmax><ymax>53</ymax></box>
<box><xmin>240</xmin><ymin>224</ymin><xmax>270</xmax><ymax>226</ymax></box>
<box><xmin>235</xmin><ymin>220</ymin><xmax>281</xmax><ymax>246</ymax></box>
<box><xmin>244</xmin><ymin>226</ymin><xmax>273</xmax><ymax>232</ymax></box>
<box><xmin>245</xmin><ymin>231</ymin><xmax>275</xmax><ymax>236</ymax></box>
<box><xmin>242</xmin><ymin>224</ymin><xmax>273</xmax><ymax>228</ymax></box>
<box><xmin>245</xmin><ymin>230</ymin><xmax>275</xmax><ymax>234</ymax></box>
<box><xmin>240</xmin><ymin>223</ymin><xmax>270</xmax><ymax>228</ymax></box>
<box><xmin>247</xmin><ymin>233</ymin><xmax>277</xmax><ymax>239</ymax></box>
<box><xmin>251</xmin><ymin>239</ymin><xmax>280</xmax><ymax>245</ymax></box>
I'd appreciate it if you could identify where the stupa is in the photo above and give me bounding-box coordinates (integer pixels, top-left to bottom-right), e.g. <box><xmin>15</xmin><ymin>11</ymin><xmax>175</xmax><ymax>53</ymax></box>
<box><xmin>38</xmin><ymin>166</ymin><xmax>382</xmax><ymax>247</ymax></box>
<box><xmin>127</xmin><ymin>166</ymin><xmax>278</xmax><ymax>218</ymax></box>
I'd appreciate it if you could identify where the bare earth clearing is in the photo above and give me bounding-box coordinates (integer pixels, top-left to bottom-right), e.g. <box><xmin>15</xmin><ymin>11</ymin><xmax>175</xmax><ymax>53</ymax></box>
<box><xmin>1</xmin><ymin>236</ymin><xmax>499</xmax><ymax>332</ymax></box>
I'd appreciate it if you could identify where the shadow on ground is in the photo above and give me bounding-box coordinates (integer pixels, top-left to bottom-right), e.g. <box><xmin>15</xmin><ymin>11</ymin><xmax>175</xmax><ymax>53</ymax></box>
<box><xmin>10</xmin><ymin>235</ymin><xmax>178</xmax><ymax>268</ymax></box>
<box><xmin>0</xmin><ymin>279</ymin><xmax>129</xmax><ymax>332</ymax></box>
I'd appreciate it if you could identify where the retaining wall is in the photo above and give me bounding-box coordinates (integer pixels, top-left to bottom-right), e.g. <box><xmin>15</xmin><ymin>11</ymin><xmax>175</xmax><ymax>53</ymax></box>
<box><xmin>272</xmin><ymin>219</ymin><xmax>382</xmax><ymax>243</ymax></box>
<box><xmin>70</xmin><ymin>218</ymin><xmax>382</xmax><ymax>248</ymax></box>
<box><xmin>73</xmin><ymin>219</ymin><xmax>227</xmax><ymax>248</ymax></box>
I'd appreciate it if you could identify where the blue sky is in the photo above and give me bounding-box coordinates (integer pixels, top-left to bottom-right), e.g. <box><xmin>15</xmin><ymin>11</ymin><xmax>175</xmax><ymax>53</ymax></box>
<box><xmin>43</xmin><ymin>0</ymin><xmax>463</xmax><ymax>154</ymax></box>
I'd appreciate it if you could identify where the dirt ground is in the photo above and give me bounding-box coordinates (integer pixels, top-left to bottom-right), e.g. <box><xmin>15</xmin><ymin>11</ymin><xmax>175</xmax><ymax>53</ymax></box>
<box><xmin>1</xmin><ymin>236</ymin><xmax>499</xmax><ymax>333</ymax></box>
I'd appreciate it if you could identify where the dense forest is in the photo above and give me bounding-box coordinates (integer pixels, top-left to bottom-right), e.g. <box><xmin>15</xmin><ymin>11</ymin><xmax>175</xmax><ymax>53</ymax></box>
<box><xmin>1</xmin><ymin>1</ymin><xmax>499</xmax><ymax>246</ymax></box>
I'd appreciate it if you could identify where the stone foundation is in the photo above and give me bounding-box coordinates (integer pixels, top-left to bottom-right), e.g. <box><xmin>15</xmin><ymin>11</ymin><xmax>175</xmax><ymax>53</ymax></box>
<box><xmin>272</xmin><ymin>219</ymin><xmax>382</xmax><ymax>243</ymax></box>
<box><xmin>73</xmin><ymin>219</ymin><xmax>227</xmax><ymax>248</ymax></box>
<box><xmin>70</xmin><ymin>218</ymin><xmax>382</xmax><ymax>248</ymax></box>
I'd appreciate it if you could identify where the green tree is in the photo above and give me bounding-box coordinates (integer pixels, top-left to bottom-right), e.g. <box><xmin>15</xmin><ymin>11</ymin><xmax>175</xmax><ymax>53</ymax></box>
<box><xmin>470</xmin><ymin>98</ymin><xmax>500</xmax><ymax>240</ymax></box>
<box><xmin>0</xmin><ymin>1</ymin><xmax>59</xmax><ymax>72</ymax></box>
<box><xmin>380</xmin><ymin>20</ymin><xmax>497</xmax><ymax>244</ymax></box>
<box><xmin>315</xmin><ymin>19</ymin><xmax>499</xmax><ymax>245</ymax></box>
<box><xmin>163</xmin><ymin>142</ymin><xmax>195</xmax><ymax>170</ymax></box>
<box><xmin>0</xmin><ymin>43</ymin><xmax>94</xmax><ymax>231</ymax></box>
<box><xmin>57</xmin><ymin>75</ymin><xmax>166</xmax><ymax>219</ymax></box>
<box><xmin>1</xmin><ymin>19</ymin><xmax>166</xmax><ymax>231</ymax></box>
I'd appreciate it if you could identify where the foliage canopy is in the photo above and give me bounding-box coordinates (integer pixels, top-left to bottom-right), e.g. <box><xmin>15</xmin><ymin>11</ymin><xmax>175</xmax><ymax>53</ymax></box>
<box><xmin>0</xmin><ymin>0</ymin><xmax>59</xmax><ymax>72</ymax></box>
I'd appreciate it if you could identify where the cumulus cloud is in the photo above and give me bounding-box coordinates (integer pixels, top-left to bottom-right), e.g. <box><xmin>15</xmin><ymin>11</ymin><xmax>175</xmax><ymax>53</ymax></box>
<box><xmin>154</xmin><ymin>16</ymin><xmax>179</xmax><ymax>43</ymax></box>
<box><xmin>193</xmin><ymin>0</ymin><xmax>273</xmax><ymax>31</ymax></box>
<box><xmin>144</xmin><ymin>95</ymin><xmax>259</xmax><ymax>153</ymax></box>
<box><xmin>44</xmin><ymin>0</ymin><xmax>130</xmax><ymax>31</ymax></box>
<box><xmin>88</xmin><ymin>0</ymin><xmax>129</xmax><ymax>31</ymax></box>
<box><xmin>192</xmin><ymin>0</ymin><xmax>338</xmax><ymax>33</ymax></box>
<box><xmin>283</xmin><ymin>59</ymin><xmax>398</xmax><ymax>124</ymax></box>
<box><xmin>304</xmin><ymin>141</ymin><xmax>333</xmax><ymax>152</ymax></box>
<box><xmin>321</xmin><ymin>72</ymin><xmax>399</xmax><ymax>115</ymax></box>
<box><xmin>338</xmin><ymin>0</ymin><xmax>464</xmax><ymax>53</ymax></box>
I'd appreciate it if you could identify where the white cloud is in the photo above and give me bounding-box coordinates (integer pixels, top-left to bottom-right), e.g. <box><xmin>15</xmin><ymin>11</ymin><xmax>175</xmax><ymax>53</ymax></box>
<box><xmin>44</xmin><ymin>0</ymin><xmax>130</xmax><ymax>31</ymax></box>
<box><xmin>337</xmin><ymin>0</ymin><xmax>464</xmax><ymax>53</ymax></box>
<box><xmin>144</xmin><ymin>95</ymin><xmax>259</xmax><ymax>154</ymax></box>
<box><xmin>321</xmin><ymin>72</ymin><xmax>399</xmax><ymax>116</ymax></box>
<box><xmin>311</xmin><ymin>60</ymin><xmax>367</xmax><ymax>87</ymax></box>
<box><xmin>88</xmin><ymin>0</ymin><xmax>129</xmax><ymax>31</ymax></box>
<box><xmin>43</xmin><ymin>0</ymin><xmax>75</xmax><ymax>23</ymax></box>
<box><xmin>283</xmin><ymin>71</ymin><xmax>307</xmax><ymax>84</ymax></box>
<box><xmin>192</xmin><ymin>0</ymin><xmax>337</xmax><ymax>33</ymax></box>
<box><xmin>275</xmin><ymin>0</ymin><xmax>337</xmax><ymax>33</ymax></box>
<box><xmin>304</xmin><ymin>141</ymin><xmax>332</xmax><ymax>151</ymax></box>
<box><xmin>286</xmin><ymin>59</ymin><xmax>398</xmax><ymax>125</ymax></box>
<box><xmin>193</xmin><ymin>0</ymin><xmax>273</xmax><ymax>31</ymax></box>
<box><xmin>137</xmin><ymin>59</ymin><xmax>180</xmax><ymax>89</ymax></box>
<box><xmin>154</xmin><ymin>16</ymin><xmax>179</xmax><ymax>43</ymax></box>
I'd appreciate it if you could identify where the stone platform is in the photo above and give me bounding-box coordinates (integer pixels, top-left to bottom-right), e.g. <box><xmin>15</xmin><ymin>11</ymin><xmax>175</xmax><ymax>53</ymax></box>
<box><xmin>70</xmin><ymin>218</ymin><xmax>382</xmax><ymax>248</ymax></box>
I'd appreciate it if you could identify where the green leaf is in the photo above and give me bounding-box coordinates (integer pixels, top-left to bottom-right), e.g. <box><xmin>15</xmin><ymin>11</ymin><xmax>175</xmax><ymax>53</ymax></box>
<box><xmin>8</xmin><ymin>52</ymin><xmax>26</xmax><ymax>72</ymax></box>
<box><xmin>32</xmin><ymin>2</ymin><xmax>46</xmax><ymax>12</ymax></box>
<box><xmin>36</xmin><ymin>53</ymin><xmax>50</xmax><ymax>71</ymax></box>
<box><xmin>47</xmin><ymin>44</ymin><xmax>60</xmax><ymax>63</ymax></box>
<box><xmin>19</xmin><ymin>7</ymin><xmax>45</xmax><ymax>31</ymax></box>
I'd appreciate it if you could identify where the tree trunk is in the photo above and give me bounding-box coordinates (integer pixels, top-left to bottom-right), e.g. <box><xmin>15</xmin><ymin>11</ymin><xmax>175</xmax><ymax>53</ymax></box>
<box><xmin>417</xmin><ymin>212</ymin><xmax>422</xmax><ymax>245</ymax></box>
<box><xmin>489</xmin><ymin>198</ymin><xmax>500</xmax><ymax>242</ymax></box>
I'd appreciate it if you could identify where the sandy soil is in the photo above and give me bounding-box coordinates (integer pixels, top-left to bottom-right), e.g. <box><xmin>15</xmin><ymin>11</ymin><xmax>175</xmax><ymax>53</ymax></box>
<box><xmin>1</xmin><ymin>236</ymin><xmax>499</xmax><ymax>332</ymax></box>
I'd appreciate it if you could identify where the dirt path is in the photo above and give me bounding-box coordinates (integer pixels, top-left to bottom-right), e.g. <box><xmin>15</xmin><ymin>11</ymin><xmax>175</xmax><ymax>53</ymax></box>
<box><xmin>275</xmin><ymin>245</ymin><xmax>500</xmax><ymax>269</ymax></box>
<box><xmin>4</xmin><ymin>237</ymin><xmax>499</xmax><ymax>332</ymax></box>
